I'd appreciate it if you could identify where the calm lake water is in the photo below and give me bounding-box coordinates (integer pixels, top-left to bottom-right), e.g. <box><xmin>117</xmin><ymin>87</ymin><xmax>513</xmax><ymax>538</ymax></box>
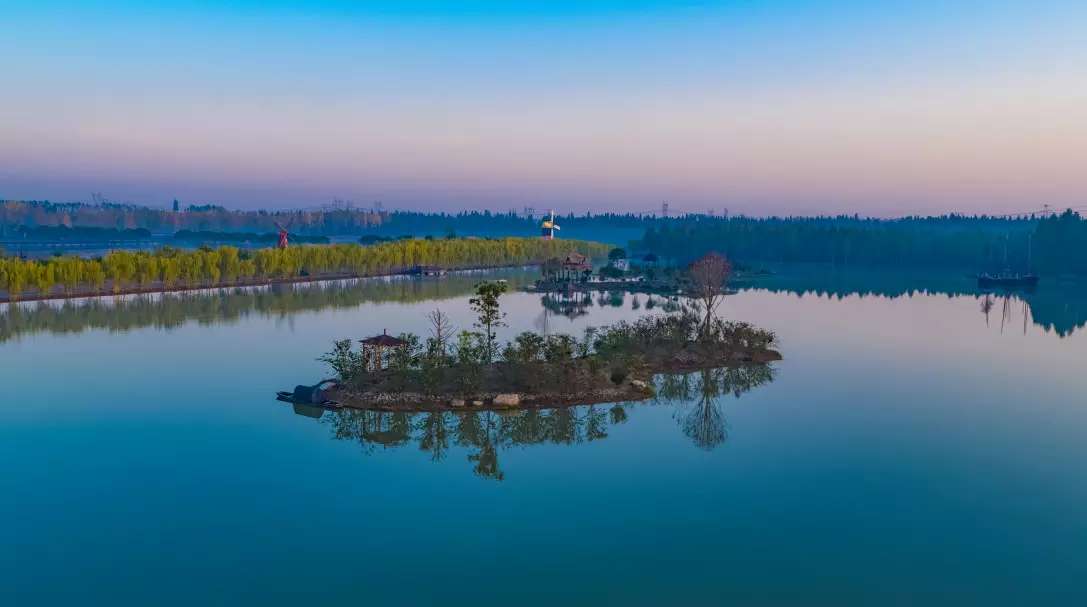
<box><xmin>3</xmin><ymin>267</ymin><xmax>1085</xmax><ymax>605</ymax></box>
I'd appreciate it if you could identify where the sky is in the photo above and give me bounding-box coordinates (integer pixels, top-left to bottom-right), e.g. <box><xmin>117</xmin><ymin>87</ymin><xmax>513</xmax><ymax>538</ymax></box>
<box><xmin>2</xmin><ymin>1</ymin><xmax>1085</xmax><ymax>216</ymax></box>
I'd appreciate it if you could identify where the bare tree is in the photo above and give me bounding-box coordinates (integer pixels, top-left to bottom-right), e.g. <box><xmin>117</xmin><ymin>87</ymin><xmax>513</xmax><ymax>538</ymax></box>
<box><xmin>427</xmin><ymin>309</ymin><xmax>455</xmax><ymax>356</ymax></box>
<box><xmin>687</xmin><ymin>252</ymin><xmax>733</xmax><ymax>338</ymax></box>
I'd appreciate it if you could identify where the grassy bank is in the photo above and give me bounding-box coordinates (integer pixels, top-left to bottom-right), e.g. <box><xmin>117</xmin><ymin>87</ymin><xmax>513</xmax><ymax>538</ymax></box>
<box><xmin>0</xmin><ymin>237</ymin><xmax>610</xmax><ymax>302</ymax></box>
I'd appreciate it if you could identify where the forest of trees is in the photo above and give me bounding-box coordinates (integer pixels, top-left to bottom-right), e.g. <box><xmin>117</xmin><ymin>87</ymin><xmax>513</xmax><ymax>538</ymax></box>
<box><xmin>637</xmin><ymin>212</ymin><xmax>1087</xmax><ymax>274</ymax></box>
<box><xmin>0</xmin><ymin>199</ymin><xmax>385</xmax><ymax>235</ymax></box>
<box><xmin>0</xmin><ymin>199</ymin><xmax>663</xmax><ymax>239</ymax></box>
<box><xmin>0</xmin><ymin>237</ymin><xmax>609</xmax><ymax>301</ymax></box>
<box><xmin>7</xmin><ymin>198</ymin><xmax>1087</xmax><ymax>274</ymax></box>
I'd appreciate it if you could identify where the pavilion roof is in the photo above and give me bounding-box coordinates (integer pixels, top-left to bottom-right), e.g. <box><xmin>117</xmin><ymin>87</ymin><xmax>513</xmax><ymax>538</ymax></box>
<box><xmin>360</xmin><ymin>330</ymin><xmax>408</xmax><ymax>347</ymax></box>
<box><xmin>562</xmin><ymin>252</ymin><xmax>591</xmax><ymax>269</ymax></box>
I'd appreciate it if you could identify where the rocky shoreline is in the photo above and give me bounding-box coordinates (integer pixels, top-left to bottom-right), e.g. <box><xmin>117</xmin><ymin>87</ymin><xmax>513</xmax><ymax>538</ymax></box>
<box><xmin>324</xmin><ymin>347</ymin><xmax>781</xmax><ymax>413</ymax></box>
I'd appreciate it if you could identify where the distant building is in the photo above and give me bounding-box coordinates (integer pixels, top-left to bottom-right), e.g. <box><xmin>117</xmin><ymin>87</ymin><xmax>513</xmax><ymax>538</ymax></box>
<box><xmin>562</xmin><ymin>252</ymin><xmax>591</xmax><ymax>272</ymax></box>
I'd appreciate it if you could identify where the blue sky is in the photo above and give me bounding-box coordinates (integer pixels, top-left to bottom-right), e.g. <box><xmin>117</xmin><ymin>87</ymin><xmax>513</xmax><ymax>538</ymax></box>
<box><xmin>2</xmin><ymin>1</ymin><xmax>1085</xmax><ymax>215</ymax></box>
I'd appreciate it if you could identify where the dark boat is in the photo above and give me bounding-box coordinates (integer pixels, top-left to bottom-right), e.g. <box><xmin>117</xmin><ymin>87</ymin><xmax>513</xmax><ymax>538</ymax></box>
<box><xmin>276</xmin><ymin>379</ymin><xmax>342</xmax><ymax>409</ymax></box>
<box><xmin>977</xmin><ymin>272</ymin><xmax>1039</xmax><ymax>289</ymax></box>
<box><xmin>978</xmin><ymin>232</ymin><xmax>1039</xmax><ymax>289</ymax></box>
<box><xmin>408</xmin><ymin>265</ymin><xmax>446</xmax><ymax>277</ymax></box>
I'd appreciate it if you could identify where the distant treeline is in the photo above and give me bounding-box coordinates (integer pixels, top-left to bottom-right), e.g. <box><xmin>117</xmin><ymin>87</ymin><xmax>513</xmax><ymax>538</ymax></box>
<box><xmin>2</xmin><ymin>199</ymin><xmax>662</xmax><ymax>239</ymax></box>
<box><xmin>366</xmin><ymin>211</ymin><xmax>666</xmax><ymax>239</ymax></box>
<box><xmin>0</xmin><ymin>237</ymin><xmax>610</xmax><ymax>301</ymax></box>
<box><xmin>173</xmin><ymin>230</ymin><xmax>330</xmax><ymax>245</ymax></box>
<box><xmin>637</xmin><ymin>212</ymin><xmax>1087</xmax><ymax>274</ymax></box>
<box><xmin>1</xmin><ymin>199</ymin><xmax>385</xmax><ymax>235</ymax></box>
<box><xmin>0</xmin><ymin>225</ymin><xmax>330</xmax><ymax>245</ymax></box>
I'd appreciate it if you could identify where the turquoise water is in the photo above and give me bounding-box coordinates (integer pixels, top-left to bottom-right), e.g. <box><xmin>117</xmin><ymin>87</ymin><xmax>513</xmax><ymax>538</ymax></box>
<box><xmin>3</xmin><ymin>271</ymin><xmax>1086</xmax><ymax>605</ymax></box>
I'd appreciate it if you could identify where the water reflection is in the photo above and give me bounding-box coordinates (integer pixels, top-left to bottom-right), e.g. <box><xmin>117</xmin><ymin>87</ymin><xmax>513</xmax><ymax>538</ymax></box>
<box><xmin>301</xmin><ymin>366</ymin><xmax>774</xmax><ymax>479</ymax></box>
<box><xmin>657</xmin><ymin>366</ymin><xmax>776</xmax><ymax>450</ymax></box>
<box><xmin>534</xmin><ymin>290</ymin><xmax>676</xmax><ymax>333</ymax></box>
<box><xmin>752</xmin><ymin>265</ymin><xmax>1087</xmax><ymax>338</ymax></box>
<box><xmin>539</xmin><ymin>291</ymin><xmax>593</xmax><ymax>319</ymax></box>
<box><xmin>980</xmin><ymin>293</ymin><xmax>1034</xmax><ymax>335</ymax></box>
<box><xmin>0</xmin><ymin>267</ymin><xmax>536</xmax><ymax>343</ymax></box>
<box><xmin>3</xmin><ymin>263</ymin><xmax>1085</xmax><ymax>341</ymax></box>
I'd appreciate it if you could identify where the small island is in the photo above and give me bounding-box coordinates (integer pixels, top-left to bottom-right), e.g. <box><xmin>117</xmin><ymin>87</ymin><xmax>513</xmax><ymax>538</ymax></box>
<box><xmin>291</xmin><ymin>253</ymin><xmax>781</xmax><ymax>412</ymax></box>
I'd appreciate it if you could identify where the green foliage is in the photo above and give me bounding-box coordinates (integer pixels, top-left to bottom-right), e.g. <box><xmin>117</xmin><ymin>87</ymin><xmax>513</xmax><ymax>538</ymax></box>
<box><xmin>0</xmin><ymin>237</ymin><xmax>609</xmax><ymax>300</ymax></box>
<box><xmin>503</xmin><ymin>331</ymin><xmax>546</xmax><ymax>364</ymax></box>
<box><xmin>591</xmin><ymin>310</ymin><xmax>775</xmax><ymax>359</ymax></box>
<box><xmin>543</xmin><ymin>334</ymin><xmax>576</xmax><ymax>363</ymax></box>
<box><xmin>317</xmin><ymin>307</ymin><xmax>777</xmax><ymax>400</ymax></box>
<box><xmin>500</xmin><ymin>332</ymin><xmax>546</xmax><ymax>391</ymax></box>
<box><xmin>599</xmin><ymin>265</ymin><xmax>624</xmax><ymax>279</ymax></box>
<box><xmin>389</xmin><ymin>333</ymin><xmax>421</xmax><ymax>371</ymax></box>
<box><xmin>419</xmin><ymin>350</ymin><xmax>448</xmax><ymax>396</ymax></box>
<box><xmin>469</xmin><ymin>281</ymin><xmax>508</xmax><ymax>362</ymax></box>
<box><xmin>318</xmin><ymin>339</ymin><xmax>365</xmax><ymax>383</ymax></box>
<box><xmin>454</xmin><ymin>331</ymin><xmax>488</xmax><ymax>395</ymax></box>
<box><xmin>388</xmin><ymin>332</ymin><xmax>422</xmax><ymax>391</ymax></box>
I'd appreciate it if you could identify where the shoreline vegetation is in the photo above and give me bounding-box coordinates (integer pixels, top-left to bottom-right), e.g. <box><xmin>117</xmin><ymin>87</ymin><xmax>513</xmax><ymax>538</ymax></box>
<box><xmin>0</xmin><ymin>237</ymin><xmax>610</xmax><ymax>303</ymax></box>
<box><xmin>309</xmin><ymin>261</ymin><xmax>781</xmax><ymax>412</ymax></box>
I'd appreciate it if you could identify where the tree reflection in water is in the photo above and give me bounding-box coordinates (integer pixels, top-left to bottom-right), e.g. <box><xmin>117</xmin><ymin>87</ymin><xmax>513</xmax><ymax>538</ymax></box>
<box><xmin>655</xmin><ymin>366</ymin><xmax>776</xmax><ymax>450</ymax></box>
<box><xmin>310</xmin><ymin>365</ymin><xmax>774</xmax><ymax>479</ymax></box>
<box><xmin>0</xmin><ymin>267</ymin><xmax>536</xmax><ymax>343</ymax></box>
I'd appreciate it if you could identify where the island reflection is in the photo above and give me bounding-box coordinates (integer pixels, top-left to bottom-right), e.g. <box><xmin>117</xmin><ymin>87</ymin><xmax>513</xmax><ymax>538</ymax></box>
<box><xmin>301</xmin><ymin>367</ymin><xmax>774</xmax><ymax>480</ymax></box>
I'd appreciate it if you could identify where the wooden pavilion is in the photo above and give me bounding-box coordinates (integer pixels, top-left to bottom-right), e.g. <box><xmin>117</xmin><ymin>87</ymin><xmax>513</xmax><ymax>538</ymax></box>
<box><xmin>560</xmin><ymin>252</ymin><xmax>592</xmax><ymax>281</ymax></box>
<box><xmin>360</xmin><ymin>330</ymin><xmax>408</xmax><ymax>371</ymax></box>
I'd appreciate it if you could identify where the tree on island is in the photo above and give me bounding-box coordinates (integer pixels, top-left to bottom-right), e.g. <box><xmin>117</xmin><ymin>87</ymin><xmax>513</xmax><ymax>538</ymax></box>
<box><xmin>426</xmin><ymin>309</ymin><xmax>455</xmax><ymax>359</ymax></box>
<box><xmin>469</xmin><ymin>281</ymin><xmax>508</xmax><ymax>363</ymax></box>
<box><xmin>688</xmin><ymin>252</ymin><xmax>733</xmax><ymax>338</ymax></box>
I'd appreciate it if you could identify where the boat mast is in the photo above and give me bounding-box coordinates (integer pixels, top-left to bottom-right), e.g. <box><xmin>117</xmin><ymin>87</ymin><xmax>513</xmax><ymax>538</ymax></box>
<box><xmin>1027</xmin><ymin>232</ymin><xmax>1033</xmax><ymax>273</ymax></box>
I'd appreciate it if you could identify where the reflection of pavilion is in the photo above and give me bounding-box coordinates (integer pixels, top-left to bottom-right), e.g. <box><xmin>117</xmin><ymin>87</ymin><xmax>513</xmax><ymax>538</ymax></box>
<box><xmin>540</xmin><ymin>291</ymin><xmax>592</xmax><ymax>319</ymax></box>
